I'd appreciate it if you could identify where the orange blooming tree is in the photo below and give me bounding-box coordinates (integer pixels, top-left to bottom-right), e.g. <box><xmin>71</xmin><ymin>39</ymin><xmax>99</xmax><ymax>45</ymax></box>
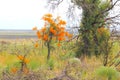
<box><xmin>33</xmin><ymin>13</ymin><xmax>72</xmax><ymax>60</ymax></box>
<box><xmin>11</xmin><ymin>54</ymin><xmax>29</xmax><ymax>74</ymax></box>
<box><xmin>17</xmin><ymin>54</ymin><xmax>29</xmax><ymax>73</ymax></box>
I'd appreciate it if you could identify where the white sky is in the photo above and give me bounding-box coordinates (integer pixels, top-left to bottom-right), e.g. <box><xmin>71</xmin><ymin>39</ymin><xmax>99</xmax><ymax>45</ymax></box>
<box><xmin>0</xmin><ymin>0</ymin><xmax>48</xmax><ymax>29</ymax></box>
<box><xmin>0</xmin><ymin>0</ymin><xmax>81</xmax><ymax>30</ymax></box>
<box><xmin>0</xmin><ymin>0</ymin><xmax>119</xmax><ymax>30</ymax></box>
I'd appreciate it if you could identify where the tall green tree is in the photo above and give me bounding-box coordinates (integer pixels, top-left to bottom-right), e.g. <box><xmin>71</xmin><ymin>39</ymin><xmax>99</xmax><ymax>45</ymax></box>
<box><xmin>70</xmin><ymin>0</ymin><xmax>120</xmax><ymax>66</ymax></box>
<box><xmin>73</xmin><ymin>0</ymin><xmax>110</xmax><ymax>56</ymax></box>
<box><xmin>47</xmin><ymin>0</ymin><xmax>120</xmax><ymax>65</ymax></box>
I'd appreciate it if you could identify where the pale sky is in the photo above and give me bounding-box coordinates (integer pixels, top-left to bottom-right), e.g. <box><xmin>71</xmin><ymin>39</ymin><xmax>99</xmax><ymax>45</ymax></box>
<box><xmin>0</xmin><ymin>0</ymin><xmax>119</xmax><ymax>30</ymax></box>
<box><xmin>0</xmin><ymin>0</ymin><xmax>48</xmax><ymax>29</ymax></box>
<box><xmin>0</xmin><ymin>0</ymin><xmax>81</xmax><ymax>30</ymax></box>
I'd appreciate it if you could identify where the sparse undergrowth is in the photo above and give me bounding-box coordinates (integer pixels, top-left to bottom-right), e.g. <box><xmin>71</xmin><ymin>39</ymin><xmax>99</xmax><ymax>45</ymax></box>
<box><xmin>0</xmin><ymin>39</ymin><xmax>120</xmax><ymax>80</ymax></box>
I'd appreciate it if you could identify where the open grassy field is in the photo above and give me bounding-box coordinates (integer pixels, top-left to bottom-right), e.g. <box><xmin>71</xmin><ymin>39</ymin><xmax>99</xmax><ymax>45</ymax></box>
<box><xmin>0</xmin><ymin>30</ymin><xmax>120</xmax><ymax>80</ymax></box>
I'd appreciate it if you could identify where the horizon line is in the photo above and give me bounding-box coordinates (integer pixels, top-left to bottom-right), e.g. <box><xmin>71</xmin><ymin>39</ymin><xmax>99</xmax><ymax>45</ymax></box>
<box><xmin>0</xmin><ymin>29</ymin><xmax>33</xmax><ymax>30</ymax></box>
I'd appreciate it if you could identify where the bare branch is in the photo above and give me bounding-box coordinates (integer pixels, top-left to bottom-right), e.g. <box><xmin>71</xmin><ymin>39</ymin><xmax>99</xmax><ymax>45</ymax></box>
<box><xmin>47</xmin><ymin>0</ymin><xmax>64</xmax><ymax>10</ymax></box>
<box><xmin>102</xmin><ymin>0</ymin><xmax>120</xmax><ymax>14</ymax></box>
<box><xmin>105</xmin><ymin>14</ymin><xmax>120</xmax><ymax>21</ymax></box>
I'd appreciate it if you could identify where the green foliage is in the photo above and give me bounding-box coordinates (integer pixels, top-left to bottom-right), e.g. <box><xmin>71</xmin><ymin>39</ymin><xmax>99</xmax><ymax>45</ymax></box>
<box><xmin>28</xmin><ymin>60</ymin><xmax>41</xmax><ymax>70</ymax></box>
<box><xmin>113</xmin><ymin>58</ymin><xmax>120</xmax><ymax>66</ymax></box>
<box><xmin>74</xmin><ymin>0</ymin><xmax>111</xmax><ymax>58</ymax></box>
<box><xmin>96</xmin><ymin>66</ymin><xmax>120</xmax><ymax>80</ymax></box>
<box><xmin>60</xmin><ymin>52</ymin><xmax>75</xmax><ymax>60</ymax></box>
<box><xmin>47</xmin><ymin>59</ymin><xmax>55</xmax><ymax>70</ymax></box>
<box><xmin>68</xmin><ymin>58</ymin><xmax>81</xmax><ymax>65</ymax></box>
<box><xmin>99</xmin><ymin>0</ymin><xmax>111</xmax><ymax>11</ymax></box>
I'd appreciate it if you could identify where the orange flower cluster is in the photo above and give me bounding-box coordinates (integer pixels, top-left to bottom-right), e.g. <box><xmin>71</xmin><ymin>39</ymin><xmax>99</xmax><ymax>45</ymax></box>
<box><xmin>57</xmin><ymin>43</ymin><xmax>61</xmax><ymax>47</ymax></box>
<box><xmin>17</xmin><ymin>55</ymin><xmax>29</xmax><ymax>64</ymax></box>
<box><xmin>11</xmin><ymin>55</ymin><xmax>30</xmax><ymax>74</ymax></box>
<box><xmin>50</xmin><ymin>27</ymin><xmax>56</xmax><ymax>35</ymax></box>
<box><xmin>33</xmin><ymin>13</ymin><xmax>72</xmax><ymax>47</ymax></box>
<box><xmin>23</xmin><ymin>68</ymin><xmax>29</xmax><ymax>74</ymax></box>
<box><xmin>32</xmin><ymin>26</ymin><xmax>37</xmax><ymax>30</ymax></box>
<box><xmin>11</xmin><ymin>67</ymin><xmax>29</xmax><ymax>74</ymax></box>
<box><xmin>17</xmin><ymin>55</ymin><xmax>24</xmax><ymax>60</ymax></box>
<box><xmin>36</xmin><ymin>31</ymin><xmax>41</xmax><ymax>39</ymax></box>
<box><xmin>34</xmin><ymin>42</ymin><xmax>39</xmax><ymax>48</ymax></box>
<box><xmin>11</xmin><ymin>67</ymin><xmax>18</xmax><ymax>74</ymax></box>
<box><xmin>97</xmin><ymin>27</ymin><xmax>108</xmax><ymax>34</ymax></box>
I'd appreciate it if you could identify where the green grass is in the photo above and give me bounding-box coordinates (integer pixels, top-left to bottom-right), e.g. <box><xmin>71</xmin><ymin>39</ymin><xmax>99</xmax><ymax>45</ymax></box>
<box><xmin>0</xmin><ymin>39</ymin><xmax>120</xmax><ymax>79</ymax></box>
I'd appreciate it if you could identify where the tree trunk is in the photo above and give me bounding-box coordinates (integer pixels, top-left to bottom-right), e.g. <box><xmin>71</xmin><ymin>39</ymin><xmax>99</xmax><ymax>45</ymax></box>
<box><xmin>47</xmin><ymin>42</ymin><xmax>50</xmax><ymax>60</ymax></box>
